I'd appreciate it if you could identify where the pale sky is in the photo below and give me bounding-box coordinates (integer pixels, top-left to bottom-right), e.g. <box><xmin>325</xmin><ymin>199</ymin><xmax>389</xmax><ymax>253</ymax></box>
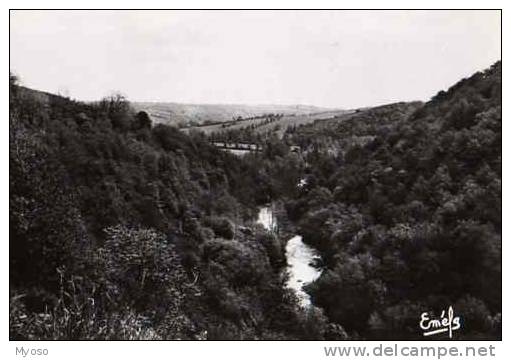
<box><xmin>10</xmin><ymin>10</ymin><xmax>501</xmax><ymax>108</ymax></box>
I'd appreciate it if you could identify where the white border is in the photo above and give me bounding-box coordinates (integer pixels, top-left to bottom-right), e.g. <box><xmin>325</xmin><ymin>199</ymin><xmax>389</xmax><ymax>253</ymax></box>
<box><xmin>2</xmin><ymin>2</ymin><xmax>507</xmax><ymax>359</ymax></box>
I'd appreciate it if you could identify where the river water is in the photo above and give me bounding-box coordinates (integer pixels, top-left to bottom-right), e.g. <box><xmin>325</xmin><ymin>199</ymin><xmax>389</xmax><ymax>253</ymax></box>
<box><xmin>256</xmin><ymin>206</ymin><xmax>322</xmax><ymax>307</ymax></box>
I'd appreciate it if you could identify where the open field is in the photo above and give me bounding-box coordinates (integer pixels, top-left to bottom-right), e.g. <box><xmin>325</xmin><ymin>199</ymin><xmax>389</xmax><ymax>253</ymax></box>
<box><xmin>182</xmin><ymin>109</ymin><xmax>353</xmax><ymax>138</ymax></box>
<box><xmin>132</xmin><ymin>102</ymin><xmax>330</xmax><ymax>127</ymax></box>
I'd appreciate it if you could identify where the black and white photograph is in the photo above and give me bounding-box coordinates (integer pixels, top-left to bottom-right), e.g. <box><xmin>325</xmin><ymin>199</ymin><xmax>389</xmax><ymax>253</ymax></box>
<box><xmin>8</xmin><ymin>7</ymin><xmax>502</xmax><ymax>348</ymax></box>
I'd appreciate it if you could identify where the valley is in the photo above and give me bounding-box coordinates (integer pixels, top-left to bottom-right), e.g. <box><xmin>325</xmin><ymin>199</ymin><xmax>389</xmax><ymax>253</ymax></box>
<box><xmin>9</xmin><ymin>61</ymin><xmax>502</xmax><ymax>340</ymax></box>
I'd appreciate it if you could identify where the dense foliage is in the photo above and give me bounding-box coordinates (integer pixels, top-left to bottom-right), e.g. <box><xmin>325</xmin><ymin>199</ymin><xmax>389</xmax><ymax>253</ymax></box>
<box><xmin>9</xmin><ymin>76</ymin><xmax>322</xmax><ymax>340</ymax></box>
<box><xmin>282</xmin><ymin>62</ymin><xmax>501</xmax><ymax>339</ymax></box>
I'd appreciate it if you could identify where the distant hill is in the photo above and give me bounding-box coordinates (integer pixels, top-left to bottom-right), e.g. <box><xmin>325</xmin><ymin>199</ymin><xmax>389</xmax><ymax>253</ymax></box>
<box><xmin>183</xmin><ymin>109</ymin><xmax>353</xmax><ymax>140</ymax></box>
<box><xmin>12</xmin><ymin>87</ymin><xmax>335</xmax><ymax>130</ymax></box>
<box><xmin>132</xmin><ymin>101</ymin><xmax>334</xmax><ymax>127</ymax></box>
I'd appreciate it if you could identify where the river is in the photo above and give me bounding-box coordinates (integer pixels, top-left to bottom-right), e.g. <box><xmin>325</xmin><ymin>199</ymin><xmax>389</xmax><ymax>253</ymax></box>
<box><xmin>256</xmin><ymin>206</ymin><xmax>322</xmax><ymax>307</ymax></box>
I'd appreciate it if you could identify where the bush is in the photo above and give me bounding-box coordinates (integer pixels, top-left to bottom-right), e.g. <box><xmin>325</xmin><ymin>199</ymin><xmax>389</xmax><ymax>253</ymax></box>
<box><xmin>205</xmin><ymin>216</ymin><xmax>235</xmax><ymax>240</ymax></box>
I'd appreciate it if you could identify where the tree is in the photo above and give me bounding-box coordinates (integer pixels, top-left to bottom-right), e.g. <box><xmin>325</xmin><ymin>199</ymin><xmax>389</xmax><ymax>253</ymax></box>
<box><xmin>135</xmin><ymin>111</ymin><xmax>152</xmax><ymax>129</ymax></box>
<box><xmin>99</xmin><ymin>93</ymin><xmax>131</xmax><ymax>131</ymax></box>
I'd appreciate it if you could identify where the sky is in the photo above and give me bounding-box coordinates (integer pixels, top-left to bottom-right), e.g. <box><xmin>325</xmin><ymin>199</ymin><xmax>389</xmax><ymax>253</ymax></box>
<box><xmin>10</xmin><ymin>10</ymin><xmax>501</xmax><ymax>108</ymax></box>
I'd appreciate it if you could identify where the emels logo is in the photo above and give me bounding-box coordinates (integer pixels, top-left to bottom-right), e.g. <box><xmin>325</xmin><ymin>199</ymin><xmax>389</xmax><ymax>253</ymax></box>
<box><xmin>419</xmin><ymin>306</ymin><xmax>461</xmax><ymax>338</ymax></box>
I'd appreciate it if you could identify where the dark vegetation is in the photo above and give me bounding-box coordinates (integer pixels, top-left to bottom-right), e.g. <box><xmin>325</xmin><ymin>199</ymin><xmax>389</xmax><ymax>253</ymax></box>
<box><xmin>9</xmin><ymin>74</ymin><xmax>328</xmax><ymax>340</ymax></box>
<box><xmin>10</xmin><ymin>61</ymin><xmax>501</xmax><ymax>340</ymax></box>
<box><xmin>282</xmin><ymin>61</ymin><xmax>502</xmax><ymax>339</ymax></box>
